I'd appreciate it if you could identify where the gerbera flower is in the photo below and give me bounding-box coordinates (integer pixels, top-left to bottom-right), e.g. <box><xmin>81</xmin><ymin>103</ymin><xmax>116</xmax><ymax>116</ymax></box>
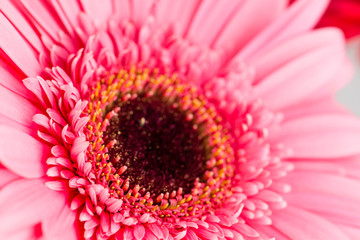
<box><xmin>1</xmin><ymin>0</ymin><xmax>360</xmax><ymax>239</ymax></box>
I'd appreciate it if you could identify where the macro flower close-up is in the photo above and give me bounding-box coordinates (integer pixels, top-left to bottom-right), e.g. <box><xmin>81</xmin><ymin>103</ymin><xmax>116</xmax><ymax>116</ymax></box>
<box><xmin>1</xmin><ymin>0</ymin><xmax>360</xmax><ymax>239</ymax></box>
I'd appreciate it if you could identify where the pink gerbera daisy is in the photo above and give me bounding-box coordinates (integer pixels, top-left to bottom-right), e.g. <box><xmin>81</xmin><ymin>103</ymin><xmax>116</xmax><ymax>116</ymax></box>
<box><xmin>1</xmin><ymin>0</ymin><xmax>360</xmax><ymax>239</ymax></box>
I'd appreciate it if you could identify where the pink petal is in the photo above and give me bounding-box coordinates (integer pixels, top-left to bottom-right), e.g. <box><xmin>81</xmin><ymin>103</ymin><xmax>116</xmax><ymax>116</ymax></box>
<box><xmin>193</xmin><ymin>228</ymin><xmax>218</xmax><ymax>240</ymax></box>
<box><xmin>285</xmin><ymin>172</ymin><xmax>360</xmax><ymax>202</ymax></box>
<box><xmin>0</xmin><ymin>126</ymin><xmax>50</xmax><ymax>178</ymax></box>
<box><xmin>338</xmin><ymin>225</ymin><xmax>360</xmax><ymax>240</ymax></box>
<box><xmin>0</xmin><ymin>13</ymin><xmax>41</xmax><ymax>76</ymax></box>
<box><xmin>0</xmin><ymin>86</ymin><xmax>39</xmax><ymax>128</ymax></box>
<box><xmin>213</xmin><ymin>0</ymin><xmax>286</xmax><ymax>59</ymax></box>
<box><xmin>232</xmin><ymin>223</ymin><xmax>260</xmax><ymax>238</ymax></box>
<box><xmin>183</xmin><ymin>229</ymin><xmax>198</xmax><ymax>240</ymax></box>
<box><xmin>130</xmin><ymin>0</ymin><xmax>155</xmax><ymax>25</ymax></box>
<box><xmin>45</xmin><ymin>180</ymin><xmax>70</xmax><ymax>191</ymax></box>
<box><xmin>254</xmin><ymin>36</ymin><xmax>345</xmax><ymax>110</ymax></box>
<box><xmin>0</xmin><ymin>113</ymin><xmax>36</xmax><ymax>137</ymax></box>
<box><xmin>147</xmin><ymin>224</ymin><xmax>164</xmax><ymax>239</ymax></box>
<box><xmin>0</xmin><ymin>179</ymin><xmax>64</xmax><ymax>233</ymax></box>
<box><xmin>272</xmin><ymin>206</ymin><xmax>350</xmax><ymax>240</ymax></box>
<box><xmin>1</xmin><ymin>0</ymin><xmax>44</xmax><ymax>53</ymax></box>
<box><xmin>0</xmin><ymin>169</ymin><xmax>19</xmax><ymax>189</ymax></box>
<box><xmin>134</xmin><ymin>224</ymin><xmax>145</xmax><ymax>240</ymax></box>
<box><xmin>238</xmin><ymin>0</ymin><xmax>330</xmax><ymax>60</ymax></box>
<box><xmin>312</xmin><ymin>56</ymin><xmax>353</xmax><ymax>98</ymax></box>
<box><xmin>49</xmin><ymin>0</ymin><xmax>82</xmax><ymax>35</ymax></box>
<box><xmin>80</xmin><ymin>0</ymin><xmax>113</xmax><ymax>28</ymax></box>
<box><xmin>15</xmin><ymin>0</ymin><xmax>63</xmax><ymax>43</ymax></box>
<box><xmin>282</xmin><ymin>96</ymin><xmax>348</xmax><ymax>122</ymax></box>
<box><xmin>0</xmin><ymin>61</ymin><xmax>35</xmax><ymax>101</ymax></box>
<box><xmin>155</xmin><ymin>0</ymin><xmax>201</xmax><ymax>35</ymax></box>
<box><xmin>271</xmin><ymin>114</ymin><xmax>360</xmax><ymax>158</ymax></box>
<box><xmin>185</xmin><ymin>0</ymin><xmax>245</xmax><ymax>46</ymax></box>
<box><xmin>254</xmin><ymin>225</ymin><xmax>289</xmax><ymax>240</ymax></box>
<box><xmin>250</xmin><ymin>28</ymin><xmax>344</xmax><ymax>85</ymax></box>
<box><xmin>0</xmin><ymin>226</ymin><xmax>39</xmax><ymax>240</ymax></box>
<box><xmin>285</xmin><ymin>191</ymin><xmax>360</xmax><ymax>226</ymax></box>
<box><xmin>42</xmin><ymin>204</ymin><xmax>78</xmax><ymax>240</ymax></box>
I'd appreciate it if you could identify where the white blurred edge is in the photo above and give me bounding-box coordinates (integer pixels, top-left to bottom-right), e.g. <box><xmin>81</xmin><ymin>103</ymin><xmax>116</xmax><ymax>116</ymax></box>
<box><xmin>337</xmin><ymin>37</ymin><xmax>360</xmax><ymax>116</ymax></box>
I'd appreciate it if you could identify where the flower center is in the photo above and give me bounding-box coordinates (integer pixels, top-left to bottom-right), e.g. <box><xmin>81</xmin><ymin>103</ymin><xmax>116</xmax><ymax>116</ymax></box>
<box><xmin>85</xmin><ymin>67</ymin><xmax>235</xmax><ymax>219</ymax></box>
<box><xmin>103</xmin><ymin>92</ymin><xmax>209</xmax><ymax>196</ymax></box>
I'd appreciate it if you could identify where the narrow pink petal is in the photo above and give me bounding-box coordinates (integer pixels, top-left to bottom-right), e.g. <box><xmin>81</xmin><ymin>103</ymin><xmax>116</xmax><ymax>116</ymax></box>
<box><xmin>147</xmin><ymin>224</ymin><xmax>164</xmax><ymax>239</ymax></box>
<box><xmin>238</xmin><ymin>0</ymin><xmax>330</xmax><ymax>60</ymax></box>
<box><xmin>0</xmin><ymin>13</ymin><xmax>41</xmax><ymax>76</ymax></box>
<box><xmin>254</xmin><ymin>225</ymin><xmax>290</xmax><ymax>240</ymax></box>
<box><xmin>0</xmin><ymin>61</ymin><xmax>36</xmax><ymax>101</ymax></box>
<box><xmin>15</xmin><ymin>0</ymin><xmax>64</xmax><ymax>42</ymax></box>
<box><xmin>270</xmin><ymin>114</ymin><xmax>360</xmax><ymax>158</ymax></box>
<box><xmin>185</xmin><ymin>0</ymin><xmax>245</xmax><ymax>46</ymax></box>
<box><xmin>0</xmin><ymin>226</ymin><xmax>38</xmax><ymax>240</ymax></box>
<box><xmin>280</xmin><ymin>57</ymin><xmax>352</xmax><ymax>117</ymax></box>
<box><xmin>80</xmin><ymin>0</ymin><xmax>112</xmax><ymax>27</ymax></box>
<box><xmin>289</xmin><ymin>155</ymin><xmax>360</xmax><ymax>181</ymax></box>
<box><xmin>0</xmin><ymin>125</ymin><xmax>49</xmax><ymax>178</ymax></box>
<box><xmin>133</xmin><ymin>224</ymin><xmax>145</xmax><ymax>240</ymax></box>
<box><xmin>249</xmin><ymin>28</ymin><xmax>344</xmax><ymax>85</ymax></box>
<box><xmin>285</xmin><ymin>172</ymin><xmax>360</xmax><ymax>202</ymax></box>
<box><xmin>144</xmin><ymin>230</ymin><xmax>158</xmax><ymax>240</ymax></box>
<box><xmin>254</xmin><ymin>39</ymin><xmax>345</xmax><ymax>110</ymax></box>
<box><xmin>292</xmin><ymin>161</ymin><xmax>348</xmax><ymax>175</ymax></box>
<box><xmin>50</xmin><ymin>0</ymin><xmax>82</xmax><ymax>34</ymax></box>
<box><xmin>338</xmin><ymin>225</ymin><xmax>360</xmax><ymax>240</ymax></box>
<box><xmin>0</xmin><ymin>113</ymin><xmax>36</xmax><ymax>136</ymax></box>
<box><xmin>42</xmin><ymin>204</ymin><xmax>78</xmax><ymax>240</ymax></box>
<box><xmin>285</xmin><ymin>192</ymin><xmax>360</xmax><ymax>226</ymax></box>
<box><xmin>193</xmin><ymin>228</ymin><xmax>218</xmax><ymax>240</ymax></box>
<box><xmin>0</xmin><ymin>179</ymin><xmax>65</xmax><ymax>233</ymax></box>
<box><xmin>312</xmin><ymin>56</ymin><xmax>353</xmax><ymax>98</ymax></box>
<box><xmin>45</xmin><ymin>180</ymin><xmax>70</xmax><ymax>191</ymax></box>
<box><xmin>213</xmin><ymin>0</ymin><xmax>287</xmax><ymax>59</ymax></box>
<box><xmin>0</xmin><ymin>86</ymin><xmax>39</xmax><ymax>128</ymax></box>
<box><xmin>183</xmin><ymin>229</ymin><xmax>198</xmax><ymax>240</ymax></box>
<box><xmin>111</xmin><ymin>0</ymin><xmax>131</xmax><ymax>20</ymax></box>
<box><xmin>1</xmin><ymin>0</ymin><xmax>44</xmax><ymax>53</ymax></box>
<box><xmin>155</xmin><ymin>0</ymin><xmax>201</xmax><ymax>35</ymax></box>
<box><xmin>271</xmin><ymin>206</ymin><xmax>350</xmax><ymax>240</ymax></box>
<box><xmin>0</xmin><ymin>169</ymin><xmax>19</xmax><ymax>189</ymax></box>
<box><xmin>232</xmin><ymin>223</ymin><xmax>260</xmax><ymax>238</ymax></box>
<box><xmin>46</xmin><ymin>0</ymin><xmax>79</xmax><ymax>38</ymax></box>
<box><xmin>282</xmin><ymin>96</ymin><xmax>348</xmax><ymax>122</ymax></box>
<box><xmin>130</xmin><ymin>0</ymin><xmax>155</xmax><ymax>25</ymax></box>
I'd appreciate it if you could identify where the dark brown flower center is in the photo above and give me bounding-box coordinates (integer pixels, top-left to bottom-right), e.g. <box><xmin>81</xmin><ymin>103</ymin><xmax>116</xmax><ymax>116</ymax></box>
<box><xmin>103</xmin><ymin>93</ymin><xmax>209</xmax><ymax>197</ymax></box>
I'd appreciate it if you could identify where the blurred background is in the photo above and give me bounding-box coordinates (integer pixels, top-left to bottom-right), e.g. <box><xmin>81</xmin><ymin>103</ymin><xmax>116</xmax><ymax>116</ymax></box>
<box><xmin>337</xmin><ymin>38</ymin><xmax>360</xmax><ymax>116</ymax></box>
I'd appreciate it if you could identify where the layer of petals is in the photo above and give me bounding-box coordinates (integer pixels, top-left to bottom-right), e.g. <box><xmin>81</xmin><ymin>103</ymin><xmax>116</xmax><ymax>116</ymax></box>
<box><xmin>0</xmin><ymin>85</ymin><xmax>39</xmax><ymax>128</ymax></box>
<box><xmin>272</xmin><ymin>206</ymin><xmax>350</xmax><ymax>240</ymax></box>
<box><xmin>0</xmin><ymin>13</ymin><xmax>41</xmax><ymax>76</ymax></box>
<box><xmin>249</xmin><ymin>28</ymin><xmax>344</xmax><ymax>85</ymax></box>
<box><xmin>254</xmin><ymin>35</ymin><xmax>345</xmax><ymax>110</ymax></box>
<box><xmin>0</xmin><ymin>179</ymin><xmax>65</xmax><ymax>234</ymax></box>
<box><xmin>238</xmin><ymin>0</ymin><xmax>330</xmax><ymax>60</ymax></box>
<box><xmin>0</xmin><ymin>125</ymin><xmax>50</xmax><ymax>178</ymax></box>
<box><xmin>213</xmin><ymin>0</ymin><xmax>287</xmax><ymax>59</ymax></box>
<box><xmin>0</xmin><ymin>169</ymin><xmax>19</xmax><ymax>189</ymax></box>
<box><xmin>42</xmin><ymin>204</ymin><xmax>78</xmax><ymax>240</ymax></box>
<box><xmin>270</xmin><ymin>114</ymin><xmax>360</xmax><ymax>158</ymax></box>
